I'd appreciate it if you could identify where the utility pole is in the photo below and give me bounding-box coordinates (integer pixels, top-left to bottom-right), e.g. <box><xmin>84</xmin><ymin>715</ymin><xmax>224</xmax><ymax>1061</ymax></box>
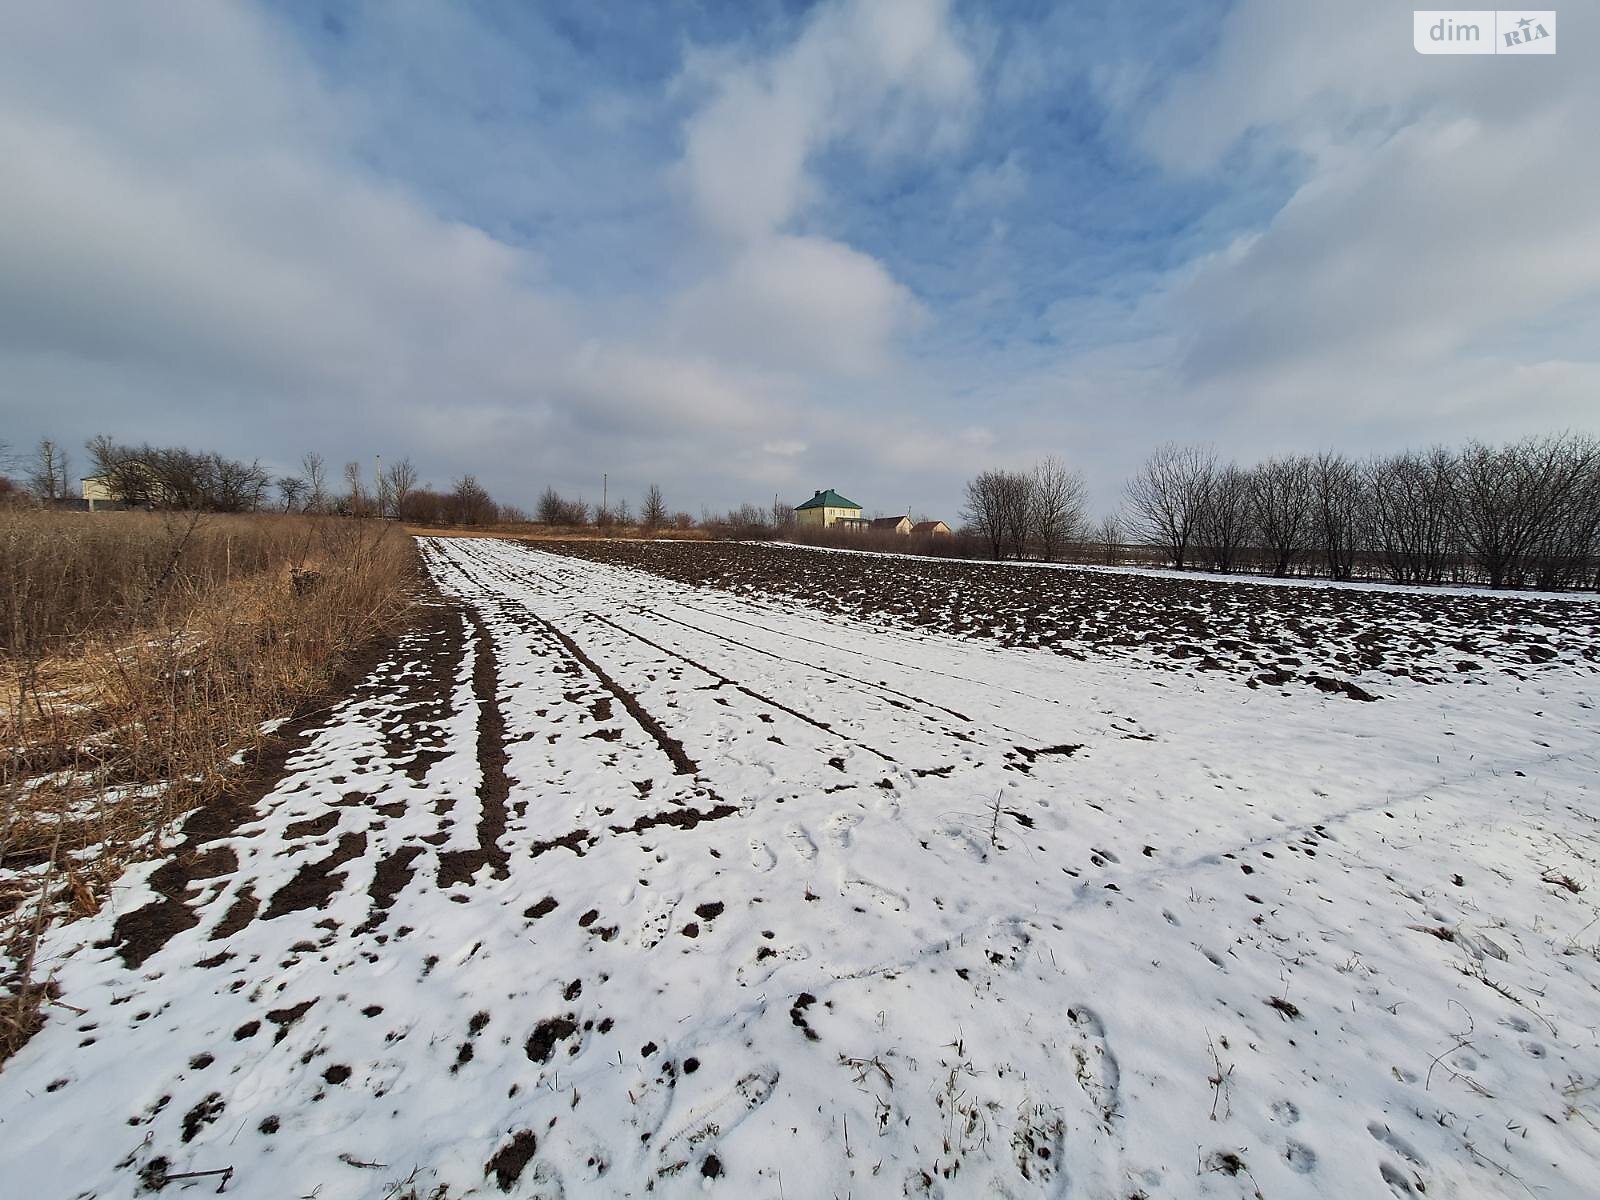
<box><xmin>602</xmin><ymin>473</ymin><xmax>608</xmax><ymax>517</ymax></box>
<box><xmin>374</xmin><ymin>453</ymin><xmax>383</xmax><ymax>518</ymax></box>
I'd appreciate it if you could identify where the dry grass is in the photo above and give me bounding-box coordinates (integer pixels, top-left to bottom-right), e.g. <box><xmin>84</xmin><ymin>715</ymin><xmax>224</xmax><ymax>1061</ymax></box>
<box><xmin>407</xmin><ymin>522</ymin><xmax>712</xmax><ymax>542</ymax></box>
<box><xmin>1</xmin><ymin>509</ymin><xmax>418</xmax><ymax>1064</ymax></box>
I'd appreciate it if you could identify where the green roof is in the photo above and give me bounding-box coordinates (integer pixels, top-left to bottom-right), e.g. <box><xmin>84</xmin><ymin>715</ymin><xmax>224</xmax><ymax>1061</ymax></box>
<box><xmin>795</xmin><ymin>488</ymin><xmax>861</xmax><ymax>511</ymax></box>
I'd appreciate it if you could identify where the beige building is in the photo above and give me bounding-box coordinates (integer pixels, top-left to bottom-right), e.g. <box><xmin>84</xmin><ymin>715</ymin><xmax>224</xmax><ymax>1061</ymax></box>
<box><xmin>81</xmin><ymin>462</ymin><xmax>170</xmax><ymax>510</ymax></box>
<box><xmin>912</xmin><ymin>520</ymin><xmax>951</xmax><ymax>535</ymax></box>
<box><xmin>870</xmin><ymin>515</ymin><xmax>913</xmax><ymax>535</ymax></box>
<box><xmin>795</xmin><ymin>489</ymin><xmax>862</xmax><ymax>528</ymax></box>
<box><xmin>81</xmin><ymin>475</ymin><xmax>116</xmax><ymax>506</ymax></box>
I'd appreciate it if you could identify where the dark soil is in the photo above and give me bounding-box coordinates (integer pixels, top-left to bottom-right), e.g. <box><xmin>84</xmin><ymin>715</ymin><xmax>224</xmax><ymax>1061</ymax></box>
<box><xmin>531</xmin><ymin>541</ymin><xmax>1600</xmax><ymax>689</ymax></box>
<box><xmin>525</xmin><ymin>1016</ymin><xmax>578</xmax><ymax>1063</ymax></box>
<box><xmin>103</xmin><ymin>605</ymin><xmax>435</xmax><ymax>973</ymax></box>
<box><xmin>485</xmin><ymin>1130</ymin><xmax>539</xmax><ymax>1192</ymax></box>
<box><xmin>209</xmin><ymin>886</ymin><xmax>259</xmax><ymax>940</ymax></box>
<box><xmin>437</xmin><ymin>608</ymin><xmax>513</xmax><ymax>887</ymax></box>
<box><xmin>362</xmin><ymin>846</ymin><xmax>424</xmax><ymax>929</ymax></box>
<box><xmin>265</xmin><ymin>999</ymin><xmax>316</xmax><ymax>1044</ymax></box>
<box><xmin>260</xmin><ymin>832</ymin><xmax>368</xmax><ymax>920</ymax></box>
<box><xmin>524</xmin><ymin>896</ymin><xmax>559</xmax><ymax>919</ymax></box>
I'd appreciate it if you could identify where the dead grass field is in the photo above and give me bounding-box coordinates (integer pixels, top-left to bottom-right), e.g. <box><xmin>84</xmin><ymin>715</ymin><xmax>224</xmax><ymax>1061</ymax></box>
<box><xmin>0</xmin><ymin>509</ymin><xmax>418</xmax><ymax>1062</ymax></box>
<box><xmin>406</xmin><ymin>522</ymin><xmax>712</xmax><ymax>542</ymax></box>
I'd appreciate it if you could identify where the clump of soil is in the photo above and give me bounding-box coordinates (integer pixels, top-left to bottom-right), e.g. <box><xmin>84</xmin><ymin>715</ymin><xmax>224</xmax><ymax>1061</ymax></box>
<box><xmin>526</xmin><ymin>1016</ymin><xmax>578</xmax><ymax>1063</ymax></box>
<box><xmin>485</xmin><ymin>1130</ymin><xmax>539</xmax><ymax>1191</ymax></box>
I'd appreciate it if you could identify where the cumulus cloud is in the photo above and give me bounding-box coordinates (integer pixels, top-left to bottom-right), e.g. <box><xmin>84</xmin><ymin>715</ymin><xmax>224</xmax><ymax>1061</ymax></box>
<box><xmin>678</xmin><ymin>0</ymin><xmax>977</xmax><ymax>240</ymax></box>
<box><xmin>672</xmin><ymin>235</ymin><xmax>925</xmax><ymax>377</ymax></box>
<box><xmin>668</xmin><ymin>0</ymin><xmax>971</xmax><ymax>381</ymax></box>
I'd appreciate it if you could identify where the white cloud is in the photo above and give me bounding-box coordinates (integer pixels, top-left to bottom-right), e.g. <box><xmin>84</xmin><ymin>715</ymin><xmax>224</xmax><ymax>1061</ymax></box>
<box><xmin>678</xmin><ymin>0</ymin><xmax>978</xmax><ymax>241</ymax></box>
<box><xmin>671</xmin><ymin>235</ymin><xmax>925</xmax><ymax>377</ymax></box>
<box><xmin>1051</xmin><ymin>0</ymin><xmax>1600</xmax><ymax>471</ymax></box>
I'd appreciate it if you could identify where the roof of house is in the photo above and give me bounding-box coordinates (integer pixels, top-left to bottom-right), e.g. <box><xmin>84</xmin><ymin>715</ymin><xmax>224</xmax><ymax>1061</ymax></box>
<box><xmin>911</xmin><ymin>520</ymin><xmax>949</xmax><ymax>532</ymax></box>
<box><xmin>795</xmin><ymin>488</ymin><xmax>861</xmax><ymax>511</ymax></box>
<box><xmin>869</xmin><ymin>515</ymin><xmax>911</xmax><ymax>529</ymax></box>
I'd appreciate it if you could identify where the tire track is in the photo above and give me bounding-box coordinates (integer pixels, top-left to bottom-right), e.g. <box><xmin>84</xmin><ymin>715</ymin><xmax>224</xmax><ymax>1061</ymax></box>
<box><xmin>521</xmin><ymin>610</ymin><xmax>700</xmax><ymax>778</ymax></box>
<box><xmin>580</xmin><ymin>611</ymin><xmax>896</xmax><ymax>763</ymax></box>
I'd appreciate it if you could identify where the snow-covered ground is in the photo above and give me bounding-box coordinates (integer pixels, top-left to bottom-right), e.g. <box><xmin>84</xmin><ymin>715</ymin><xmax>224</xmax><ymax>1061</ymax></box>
<box><xmin>4</xmin><ymin>536</ymin><xmax>1598</xmax><ymax>1199</ymax></box>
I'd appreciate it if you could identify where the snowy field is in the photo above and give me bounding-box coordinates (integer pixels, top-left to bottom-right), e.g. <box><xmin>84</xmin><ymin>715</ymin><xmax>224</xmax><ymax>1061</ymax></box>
<box><xmin>3</xmin><ymin>535</ymin><xmax>1599</xmax><ymax>1200</ymax></box>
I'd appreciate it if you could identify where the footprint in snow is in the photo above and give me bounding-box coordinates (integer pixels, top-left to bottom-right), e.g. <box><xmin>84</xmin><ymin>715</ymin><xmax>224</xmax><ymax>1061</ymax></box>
<box><xmin>748</xmin><ymin>839</ymin><xmax>777</xmax><ymax>872</ymax></box>
<box><xmin>1067</xmin><ymin>1006</ymin><xmax>1121</xmax><ymax>1125</ymax></box>
<box><xmin>735</xmin><ymin>942</ymin><xmax>811</xmax><ymax>987</ymax></box>
<box><xmin>1009</xmin><ymin>1100</ymin><xmax>1066</xmax><ymax>1188</ymax></box>
<box><xmin>1380</xmin><ymin>1161</ymin><xmax>1421</xmax><ymax>1197</ymax></box>
<box><xmin>1281</xmin><ymin>1139</ymin><xmax>1318</xmax><ymax>1175</ymax></box>
<box><xmin>784</xmin><ymin>824</ymin><xmax>818</xmax><ymax>862</ymax></box>
<box><xmin>982</xmin><ymin>916</ymin><xmax>1035</xmax><ymax>971</ymax></box>
<box><xmin>638</xmin><ymin>898</ymin><xmax>678</xmax><ymax>950</ymax></box>
<box><xmin>825</xmin><ymin>811</ymin><xmax>860</xmax><ymax>847</ymax></box>
<box><xmin>521</xmin><ymin>1161</ymin><xmax>566</xmax><ymax>1200</ymax></box>
<box><xmin>935</xmin><ymin>821</ymin><xmax>990</xmax><ymax>860</ymax></box>
<box><xmin>1366</xmin><ymin>1121</ymin><xmax>1428</xmax><ymax>1169</ymax></box>
<box><xmin>628</xmin><ymin>1061</ymin><xmax>679</xmax><ymax>1146</ymax></box>
<box><xmin>654</xmin><ymin>1066</ymin><xmax>779</xmax><ymax>1175</ymax></box>
<box><xmin>842</xmin><ymin>877</ymin><xmax>907</xmax><ymax>912</ymax></box>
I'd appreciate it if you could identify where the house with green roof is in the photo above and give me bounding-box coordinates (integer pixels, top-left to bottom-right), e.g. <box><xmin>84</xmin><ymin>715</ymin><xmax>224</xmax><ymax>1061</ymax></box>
<box><xmin>794</xmin><ymin>488</ymin><xmax>862</xmax><ymax>529</ymax></box>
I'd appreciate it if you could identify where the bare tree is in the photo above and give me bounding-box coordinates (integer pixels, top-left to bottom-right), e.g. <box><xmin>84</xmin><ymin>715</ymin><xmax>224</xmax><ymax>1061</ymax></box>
<box><xmin>641</xmin><ymin>484</ymin><xmax>667</xmax><ymax>531</ymax></box>
<box><xmin>962</xmin><ymin>469</ymin><xmax>1022</xmax><ymax>559</ymax></box>
<box><xmin>1194</xmin><ymin>463</ymin><xmax>1252</xmax><ymax>573</ymax></box>
<box><xmin>1123</xmin><ymin>443</ymin><xmax>1216</xmax><ymax>569</ymax></box>
<box><xmin>207</xmin><ymin>454</ymin><xmax>270</xmax><ymax>511</ymax></box>
<box><xmin>277</xmin><ymin>476</ymin><xmax>307</xmax><ymax>512</ymax></box>
<box><xmin>1029</xmin><ymin>456</ymin><xmax>1089</xmax><ymax>562</ymax></box>
<box><xmin>301</xmin><ymin>452</ymin><xmax>329</xmax><ymax>514</ymax></box>
<box><xmin>1454</xmin><ymin>434</ymin><xmax>1597</xmax><ymax>588</ymax></box>
<box><xmin>450</xmin><ymin>475</ymin><xmax>496</xmax><ymax>526</ymax></box>
<box><xmin>1366</xmin><ymin>448</ymin><xmax>1456</xmax><ymax>584</ymax></box>
<box><xmin>26</xmin><ymin>439</ymin><xmax>71</xmax><ymax>501</ymax></box>
<box><xmin>87</xmin><ymin>434</ymin><xmax>152</xmax><ymax>506</ymax></box>
<box><xmin>382</xmin><ymin>457</ymin><xmax>420</xmax><ymax>520</ymax></box>
<box><xmin>1250</xmin><ymin>455</ymin><xmax>1315</xmax><ymax>577</ymax></box>
<box><xmin>1528</xmin><ymin>434</ymin><xmax>1600</xmax><ymax>589</ymax></box>
<box><xmin>1311</xmin><ymin>451</ymin><xmax>1364</xmax><ymax>581</ymax></box>
<box><xmin>342</xmin><ymin>461</ymin><xmax>368</xmax><ymax>517</ymax></box>
<box><xmin>1097</xmin><ymin>512</ymin><xmax>1122</xmax><ymax>566</ymax></box>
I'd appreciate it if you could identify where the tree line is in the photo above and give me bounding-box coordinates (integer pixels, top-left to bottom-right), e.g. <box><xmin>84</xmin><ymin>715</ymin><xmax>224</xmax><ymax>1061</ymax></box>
<box><xmin>1110</xmin><ymin>433</ymin><xmax>1598</xmax><ymax>589</ymax></box>
<box><xmin>4</xmin><ymin>434</ymin><xmax>714</xmax><ymax>535</ymax></box>
<box><xmin>0</xmin><ymin>435</ymin><xmax>526</xmax><ymax>525</ymax></box>
<box><xmin>960</xmin><ymin>456</ymin><xmax>1091</xmax><ymax>563</ymax></box>
<box><xmin>959</xmin><ymin>434</ymin><xmax>1600</xmax><ymax>589</ymax></box>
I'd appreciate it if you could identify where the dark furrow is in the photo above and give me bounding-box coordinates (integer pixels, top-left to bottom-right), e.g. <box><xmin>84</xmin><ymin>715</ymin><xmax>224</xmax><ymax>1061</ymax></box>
<box><xmin>437</xmin><ymin>608</ymin><xmax>513</xmax><ymax>886</ymax></box>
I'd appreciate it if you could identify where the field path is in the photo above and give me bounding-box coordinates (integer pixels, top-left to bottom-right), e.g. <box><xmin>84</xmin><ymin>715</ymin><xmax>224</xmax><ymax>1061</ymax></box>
<box><xmin>3</xmin><ymin>537</ymin><xmax>1598</xmax><ymax>1200</ymax></box>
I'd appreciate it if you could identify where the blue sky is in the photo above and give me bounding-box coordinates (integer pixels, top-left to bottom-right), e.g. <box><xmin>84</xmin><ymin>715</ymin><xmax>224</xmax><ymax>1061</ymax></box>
<box><xmin>3</xmin><ymin>1</ymin><xmax>1596</xmax><ymax>518</ymax></box>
